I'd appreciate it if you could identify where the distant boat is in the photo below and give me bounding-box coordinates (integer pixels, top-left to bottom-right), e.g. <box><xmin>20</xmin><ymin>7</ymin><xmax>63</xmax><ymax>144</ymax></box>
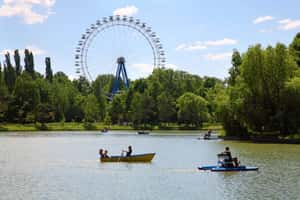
<box><xmin>101</xmin><ymin>128</ymin><xmax>108</xmax><ymax>133</ymax></box>
<box><xmin>197</xmin><ymin>135</ymin><xmax>219</xmax><ymax>140</ymax></box>
<box><xmin>100</xmin><ymin>153</ymin><xmax>155</xmax><ymax>162</ymax></box>
<box><xmin>137</xmin><ymin>131</ymin><xmax>150</xmax><ymax>135</ymax></box>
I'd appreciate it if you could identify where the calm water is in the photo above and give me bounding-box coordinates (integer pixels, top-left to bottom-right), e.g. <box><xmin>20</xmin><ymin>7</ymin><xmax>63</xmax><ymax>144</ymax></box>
<box><xmin>0</xmin><ymin>131</ymin><xmax>299</xmax><ymax>200</ymax></box>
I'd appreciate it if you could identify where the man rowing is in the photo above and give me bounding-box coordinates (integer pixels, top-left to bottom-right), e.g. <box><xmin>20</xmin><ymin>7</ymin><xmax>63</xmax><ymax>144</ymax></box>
<box><xmin>218</xmin><ymin>147</ymin><xmax>239</xmax><ymax>167</ymax></box>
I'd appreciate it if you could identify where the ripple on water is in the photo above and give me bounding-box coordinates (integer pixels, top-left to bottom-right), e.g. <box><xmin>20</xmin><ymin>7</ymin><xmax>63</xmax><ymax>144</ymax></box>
<box><xmin>0</xmin><ymin>133</ymin><xmax>299</xmax><ymax>200</ymax></box>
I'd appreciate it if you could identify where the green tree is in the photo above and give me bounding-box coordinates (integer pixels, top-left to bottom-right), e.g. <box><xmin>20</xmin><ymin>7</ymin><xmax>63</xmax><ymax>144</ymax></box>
<box><xmin>14</xmin><ymin>50</ymin><xmax>22</xmax><ymax>76</ymax></box>
<box><xmin>0</xmin><ymin>66</ymin><xmax>9</xmax><ymax>121</ymax></box>
<box><xmin>73</xmin><ymin>76</ymin><xmax>91</xmax><ymax>96</ymax></box>
<box><xmin>240</xmin><ymin>44</ymin><xmax>297</xmax><ymax>131</ymax></box>
<box><xmin>92</xmin><ymin>75</ymin><xmax>110</xmax><ymax>120</ymax></box>
<box><xmin>35</xmin><ymin>103</ymin><xmax>56</xmax><ymax>124</ymax></box>
<box><xmin>24</xmin><ymin>49</ymin><xmax>35</xmax><ymax>77</ymax></box>
<box><xmin>4</xmin><ymin>52</ymin><xmax>16</xmax><ymax>92</ymax></box>
<box><xmin>108</xmin><ymin>94</ymin><xmax>125</xmax><ymax>124</ymax></box>
<box><xmin>228</xmin><ymin>49</ymin><xmax>242</xmax><ymax>86</ymax></box>
<box><xmin>177</xmin><ymin>92</ymin><xmax>209</xmax><ymax>127</ymax></box>
<box><xmin>280</xmin><ymin>77</ymin><xmax>300</xmax><ymax>134</ymax></box>
<box><xmin>157</xmin><ymin>92</ymin><xmax>176</xmax><ymax>124</ymax></box>
<box><xmin>83</xmin><ymin>94</ymin><xmax>99</xmax><ymax>122</ymax></box>
<box><xmin>45</xmin><ymin>57</ymin><xmax>53</xmax><ymax>82</ymax></box>
<box><xmin>130</xmin><ymin>92</ymin><xmax>155</xmax><ymax>128</ymax></box>
<box><xmin>13</xmin><ymin>74</ymin><xmax>40</xmax><ymax>122</ymax></box>
<box><xmin>289</xmin><ymin>32</ymin><xmax>300</xmax><ymax>67</ymax></box>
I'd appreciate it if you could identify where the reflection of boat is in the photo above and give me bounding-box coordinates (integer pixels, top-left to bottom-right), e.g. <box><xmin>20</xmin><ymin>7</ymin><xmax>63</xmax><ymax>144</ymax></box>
<box><xmin>137</xmin><ymin>131</ymin><xmax>149</xmax><ymax>135</ymax></box>
<box><xmin>198</xmin><ymin>152</ymin><xmax>258</xmax><ymax>171</ymax></box>
<box><xmin>100</xmin><ymin>153</ymin><xmax>155</xmax><ymax>162</ymax></box>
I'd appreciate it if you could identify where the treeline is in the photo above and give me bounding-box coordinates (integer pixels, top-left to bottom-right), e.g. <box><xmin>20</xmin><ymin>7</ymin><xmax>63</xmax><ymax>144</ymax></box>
<box><xmin>0</xmin><ymin>49</ymin><xmax>224</xmax><ymax>129</ymax></box>
<box><xmin>218</xmin><ymin>33</ymin><xmax>300</xmax><ymax>136</ymax></box>
<box><xmin>1</xmin><ymin>33</ymin><xmax>300</xmax><ymax>135</ymax></box>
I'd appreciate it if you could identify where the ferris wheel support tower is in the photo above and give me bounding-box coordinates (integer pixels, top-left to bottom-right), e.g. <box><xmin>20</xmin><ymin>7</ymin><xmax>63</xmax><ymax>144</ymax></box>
<box><xmin>74</xmin><ymin>15</ymin><xmax>166</xmax><ymax>96</ymax></box>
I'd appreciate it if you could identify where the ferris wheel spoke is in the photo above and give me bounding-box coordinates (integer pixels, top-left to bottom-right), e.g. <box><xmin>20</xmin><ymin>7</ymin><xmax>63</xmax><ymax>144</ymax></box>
<box><xmin>74</xmin><ymin>15</ymin><xmax>165</xmax><ymax>94</ymax></box>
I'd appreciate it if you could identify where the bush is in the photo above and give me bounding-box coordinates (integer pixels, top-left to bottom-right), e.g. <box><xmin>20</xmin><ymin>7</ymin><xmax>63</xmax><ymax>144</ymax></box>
<box><xmin>83</xmin><ymin>122</ymin><xmax>96</xmax><ymax>130</ymax></box>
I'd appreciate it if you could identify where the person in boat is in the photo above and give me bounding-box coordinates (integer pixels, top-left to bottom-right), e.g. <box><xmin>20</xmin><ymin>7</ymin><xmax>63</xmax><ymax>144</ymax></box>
<box><xmin>221</xmin><ymin>147</ymin><xmax>240</xmax><ymax>167</ymax></box>
<box><xmin>221</xmin><ymin>147</ymin><xmax>234</xmax><ymax>167</ymax></box>
<box><xmin>204</xmin><ymin>129</ymin><xmax>212</xmax><ymax>139</ymax></box>
<box><xmin>123</xmin><ymin>145</ymin><xmax>132</xmax><ymax>157</ymax></box>
<box><xmin>103</xmin><ymin>150</ymin><xmax>109</xmax><ymax>158</ymax></box>
<box><xmin>101</xmin><ymin>127</ymin><xmax>108</xmax><ymax>133</ymax></box>
<box><xmin>99</xmin><ymin>149</ymin><xmax>104</xmax><ymax>158</ymax></box>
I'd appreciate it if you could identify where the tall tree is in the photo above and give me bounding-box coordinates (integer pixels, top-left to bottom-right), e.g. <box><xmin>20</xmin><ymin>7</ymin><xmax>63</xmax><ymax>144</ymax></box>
<box><xmin>228</xmin><ymin>49</ymin><xmax>242</xmax><ymax>86</ymax></box>
<box><xmin>13</xmin><ymin>73</ymin><xmax>40</xmax><ymax>123</ymax></box>
<box><xmin>4</xmin><ymin>52</ymin><xmax>16</xmax><ymax>92</ymax></box>
<box><xmin>108</xmin><ymin>94</ymin><xmax>125</xmax><ymax>124</ymax></box>
<box><xmin>0</xmin><ymin>62</ymin><xmax>2</xmax><ymax>83</ymax></box>
<box><xmin>45</xmin><ymin>57</ymin><xmax>53</xmax><ymax>82</ymax></box>
<box><xmin>24</xmin><ymin>49</ymin><xmax>34</xmax><ymax>76</ymax></box>
<box><xmin>130</xmin><ymin>92</ymin><xmax>155</xmax><ymax>128</ymax></box>
<box><xmin>289</xmin><ymin>32</ymin><xmax>300</xmax><ymax>67</ymax></box>
<box><xmin>281</xmin><ymin>77</ymin><xmax>300</xmax><ymax>134</ymax></box>
<box><xmin>83</xmin><ymin>94</ymin><xmax>99</xmax><ymax>122</ymax></box>
<box><xmin>0</xmin><ymin>62</ymin><xmax>9</xmax><ymax>121</ymax></box>
<box><xmin>14</xmin><ymin>49</ymin><xmax>21</xmax><ymax>75</ymax></box>
<box><xmin>157</xmin><ymin>92</ymin><xmax>176</xmax><ymax>124</ymax></box>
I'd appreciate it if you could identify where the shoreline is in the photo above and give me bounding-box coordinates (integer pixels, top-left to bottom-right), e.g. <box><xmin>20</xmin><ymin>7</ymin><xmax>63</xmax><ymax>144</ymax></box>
<box><xmin>1</xmin><ymin>123</ymin><xmax>299</xmax><ymax>144</ymax></box>
<box><xmin>219</xmin><ymin>136</ymin><xmax>300</xmax><ymax>144</ymax></box>
<box><xmin>0</xmin><ymin>122</ymin><xmax>222</xmax><ymax>132</ymax></box>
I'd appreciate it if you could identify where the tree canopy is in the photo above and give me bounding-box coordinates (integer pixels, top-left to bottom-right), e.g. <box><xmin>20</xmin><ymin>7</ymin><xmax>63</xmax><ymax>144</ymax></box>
<box><xmin>1</xmin><ymin>32</ymin><xmax>300</xmax><ymax>135</ymax></box>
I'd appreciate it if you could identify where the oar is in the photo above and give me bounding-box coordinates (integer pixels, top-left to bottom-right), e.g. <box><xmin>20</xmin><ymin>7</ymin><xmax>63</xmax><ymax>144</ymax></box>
<box><xmin>118</xmin><ymin>151</ymin><xmax>124</xmax><ymax>162</ymax></box>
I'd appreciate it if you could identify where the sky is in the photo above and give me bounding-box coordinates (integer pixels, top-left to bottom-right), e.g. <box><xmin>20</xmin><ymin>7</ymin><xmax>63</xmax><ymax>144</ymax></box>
<box><xmin>1</xmin><ymin>0</ymin><xmax>300</xmax><ymax>80</ymax></box>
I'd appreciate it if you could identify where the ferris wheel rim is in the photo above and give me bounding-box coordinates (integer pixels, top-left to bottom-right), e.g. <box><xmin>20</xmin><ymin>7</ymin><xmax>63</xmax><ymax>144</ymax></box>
<box><xmin>75</xmin><ymin>15</ymin><xmax>166</xmax><ymax>81</ymax></box>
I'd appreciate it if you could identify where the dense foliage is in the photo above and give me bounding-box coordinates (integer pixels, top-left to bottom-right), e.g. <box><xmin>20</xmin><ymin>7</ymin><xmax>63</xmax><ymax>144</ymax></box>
<box><xmin>1</xmin><ymin>33</ymin><xmax>300</xmax><ymax>135</ymax></box>
<box><xmin>219</xmin><ymin>35</ymin><xmax>300</xmax><ymax>136</ymax></box>
<box><xmin>0</xmin><ymin>49</ymin><xmax>223</xmax><ymax>129</ymax></box>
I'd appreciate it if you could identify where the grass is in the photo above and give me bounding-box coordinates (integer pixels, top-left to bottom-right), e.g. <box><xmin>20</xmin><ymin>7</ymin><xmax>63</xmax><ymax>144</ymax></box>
<box><xmin>0</xmin><ymin>122</ymin><xmax>223</xmax><ymax>132</ymax></box>
<box><xmin>282</xmin><ymin>133</ymin><xmax>300</xmax><ymax>140</ymax></box>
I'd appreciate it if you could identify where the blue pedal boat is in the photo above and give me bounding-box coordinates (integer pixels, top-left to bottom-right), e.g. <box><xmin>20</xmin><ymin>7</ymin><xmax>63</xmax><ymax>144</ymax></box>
<box><xmin>198</xmin><ymin>165</ymin><xmax>258</xmax><ymax>171</ymax></box>
<box><xmin>198</xmin><ymin>153</ymin><xmax>258</xmax><ymax>172</ymax></box>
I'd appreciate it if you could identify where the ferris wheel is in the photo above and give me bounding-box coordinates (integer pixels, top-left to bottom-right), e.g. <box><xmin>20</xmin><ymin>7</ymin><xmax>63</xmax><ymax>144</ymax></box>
<box><xmin>74</xmin><ymin>15</ymin><xmax>166</xmax><ymax>94</ymax></box>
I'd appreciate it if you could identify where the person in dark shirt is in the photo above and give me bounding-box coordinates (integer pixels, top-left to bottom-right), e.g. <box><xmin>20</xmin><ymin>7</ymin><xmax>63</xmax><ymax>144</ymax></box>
<box><xmin>125</xmin><ymin>146</ymin><xmax>132</xmax><ymax>157</ymax></box>
<box><xmin>99</xmin><ymin>149</ymin><xmax>104</xmax><ymax>158</ymax></box>
<box><xmin>103</xmin><ymin>150</ymin><xmax>109</xmax><ymax>158</ymax></box>
<box><xmin>223</xmin><ymin>147</ymin><xmax>234</xmax><ymax>167</ymax></box>
<box><xmin>224</xmin><ymin>147</ymin><xmax>232</xmax><ymax>161</ymax></box>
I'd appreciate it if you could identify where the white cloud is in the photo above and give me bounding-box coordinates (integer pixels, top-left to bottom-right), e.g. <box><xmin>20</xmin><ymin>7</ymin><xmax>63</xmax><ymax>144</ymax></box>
<box><xmin>113</xmin><ymin>5</ymin><xmax>138</xmax><ymax>16</ymax></box>
<box><xmin>278</xmin><ymin>18</ymin><xmax>291</xmax><ymax>24</ymax></box>
<box><xmin>278</xmin><ymin>18</ymin><xmax>300</xmax><ymax>30</ymax></box>
<box><xmin>0</xmin><ymin>0</ymin><xmax>55</xmax><ymax>24</ymax></box>
<box><xmin>176</xmin><ymin>42</ymin><xmax>207</xmax><ymax>51</ymax></box>
<box><xmin>253</xmin><ymin>16</ymin><xmax>274</xmax><ymax>24</ymax></box>
<box><xmin>203</xmin><ymin>52</ymin><xmax>232</xmax><ymax>61</ymax></box>
<box><xmin>204</xmin><ymin>38</ymin><xmax>237</xmax><ymax>46</ymax></box>
<box><xmin>176</xmin><ymin>38</ymin><xmax>237</xmax><ymax>51</ymax></box>
<box><xmin>0</xmin><ymin>45</ymin><xmax>46</xmax><ymax>56</ymax></box>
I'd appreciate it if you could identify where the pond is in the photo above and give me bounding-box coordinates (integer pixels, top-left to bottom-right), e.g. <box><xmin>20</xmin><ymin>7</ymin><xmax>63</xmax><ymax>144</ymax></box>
<box><xmin>0</xmin><ymin>131</ymin><xmax>299</xmax><ymax>200</ymax></box>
